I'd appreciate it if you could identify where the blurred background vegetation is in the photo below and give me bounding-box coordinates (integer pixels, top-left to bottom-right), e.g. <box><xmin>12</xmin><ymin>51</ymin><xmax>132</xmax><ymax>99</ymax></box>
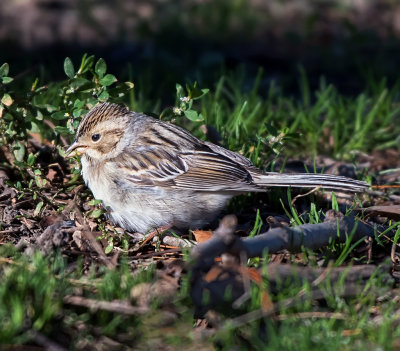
<box><xmin>3</xmin><ymin>0</ymin><xmax>400</xmax><ymax>98</ymax></box>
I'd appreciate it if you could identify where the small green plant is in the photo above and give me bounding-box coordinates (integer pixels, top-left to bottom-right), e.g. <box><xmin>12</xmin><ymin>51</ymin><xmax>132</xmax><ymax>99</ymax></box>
<box><xmin>160</xmin><ymin>82</ymin><xmax>209</xmax><ymax>123</ymax></box>
<box><xmin>0</xmin><ymin>55</ymin><xmax>135</xmax><ymax>219</ymax></box>
<box><xmin>0</xmin><ymin>55</ymin><xmax>134</xmax><ymax>168</ymax></box>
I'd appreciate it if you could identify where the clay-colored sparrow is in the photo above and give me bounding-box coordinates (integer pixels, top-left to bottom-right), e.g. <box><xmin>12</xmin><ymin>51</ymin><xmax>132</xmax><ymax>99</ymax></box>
<box><xmin>67</xmin><ymin>103</ymin><xmax>368</xmax><ymax>233</ymax></box>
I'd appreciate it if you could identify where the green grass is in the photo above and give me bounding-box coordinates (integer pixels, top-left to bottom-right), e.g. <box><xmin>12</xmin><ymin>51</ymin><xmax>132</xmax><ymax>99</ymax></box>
<box><xmin>197</xmin><ymin>70</ymin><xmax>400</xmax><ymax>162</ymax></box>
<box><xmin>0</xmin><ymin>55</ymin><xmax>399</xmax><ymax>349</ymax></box>
<box><xmin>0</xmin><ymin>244</ymin><xmax>395</xmax><ymax>349</ymax></box>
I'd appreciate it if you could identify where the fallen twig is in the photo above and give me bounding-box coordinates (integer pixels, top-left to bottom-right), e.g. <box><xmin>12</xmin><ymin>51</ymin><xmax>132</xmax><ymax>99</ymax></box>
<box><xmin>130</xmin><ymin>248</ymin><xmax>182</xmax><ymax>261</ymax></box>
<box><xmin>192</xmin><ymin>210</ymin><xmax>378</xmax><ymax>268</ymax></box>
<box><xmin>63</xmin><ymin>295</ymin><xmax>148</xmax><ymax>315</ymax></box>
<box><xmin>274</xmin><ymin>311</ymin><xmax>347</xmax><ymax>321</ymax></box>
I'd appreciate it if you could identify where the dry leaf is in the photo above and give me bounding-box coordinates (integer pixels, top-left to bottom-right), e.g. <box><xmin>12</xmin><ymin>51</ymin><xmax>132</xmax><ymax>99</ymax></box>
<box><xmin>193</xmin><ymin>230</ymin><xmax>213</xmax><ymax>243</ymax></box>
<box><xmin>204</xmin><ymin>266</ymin><xmax>224</xmax><ymax>283</ymax></box>
<box><xmin>46</xmin><ymin>168</ymin><xmax>58</xmax><ymax>182</ymax></box>
<box><xmin>245</xmin><ymin>267</ymin><xmax>274</xmax><ymax>313</ymax></box>
<box><xmin>72</xmin><ymin>230</ymin><xmax>83</xmax><ymax>250</ymax></box>
<box><xmin>341</xmin><ymin>328</ymin><xmax>362</xmax><ymax>336</ymax></box>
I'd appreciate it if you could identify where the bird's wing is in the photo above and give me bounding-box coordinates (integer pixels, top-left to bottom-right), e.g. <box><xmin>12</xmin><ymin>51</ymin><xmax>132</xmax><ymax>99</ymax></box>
<box><xmin>111</xmin><ymin>117</ymin><xmax>261</xmax><ymax>192</ymax></box>
<box><xmin>204</xmin><ymin>141</ymin><xmax>260</xmax><ymax>171</ymax></box>
<box><xmin>114</xmin><ymin>147</ymin><xmax>188</xmax><ymax>185</ymax></box>
<box><xmin>114</xmin><ymin>145</ymin><xmax>259</xmax><ymax>192</ymax></box>
<box><xmin>173</xmin><ymin>148</ymin><xmax>258</xmax><ymax>191</ymax></box>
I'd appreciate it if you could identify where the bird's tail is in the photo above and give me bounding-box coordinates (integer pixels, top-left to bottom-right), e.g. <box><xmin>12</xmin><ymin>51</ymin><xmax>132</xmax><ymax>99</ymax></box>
<box><xmin>252</xmin><ymin>172</ymin><xmax>369</xmax><ymax>192</ymax></box>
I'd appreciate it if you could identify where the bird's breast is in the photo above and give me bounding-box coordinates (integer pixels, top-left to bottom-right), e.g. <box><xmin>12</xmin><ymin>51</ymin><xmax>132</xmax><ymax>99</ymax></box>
<box><xmin>81</xmin><ymin>157</ymin><xmax>112</xmax><ymax>203</ymax></box>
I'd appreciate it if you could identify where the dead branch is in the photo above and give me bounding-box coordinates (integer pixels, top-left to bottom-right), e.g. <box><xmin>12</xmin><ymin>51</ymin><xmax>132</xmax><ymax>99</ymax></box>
<box><xmin>63</xmin><ymin>295</ymin><xmax>148</xmax><ymax>315</ymax></box>
<box><xmin>243</xmin><ymin>210</ymin><xmax>378</xmax><ymax>256</ymax></box>
<box><xmin>130</xmin><ymin>248</ymin><xmax>181</xmax><ymax>261</ymax></box>
<box><xmin>192</xmin><ymin>210</ymin><xmax>377</xmax><ymax>270</ymax></box>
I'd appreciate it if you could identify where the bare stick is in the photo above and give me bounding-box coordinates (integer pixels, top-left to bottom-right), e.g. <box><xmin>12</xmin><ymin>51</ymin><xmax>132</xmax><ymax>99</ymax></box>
<box><xmin>63</xmin><ymin>295</ymin><xmax>148</xmax><ymax>315</ymax></box>
<box><xmin>193</xmin><ymin>210</ymin><xmax>376</xmax><ymax>267</ymax></box>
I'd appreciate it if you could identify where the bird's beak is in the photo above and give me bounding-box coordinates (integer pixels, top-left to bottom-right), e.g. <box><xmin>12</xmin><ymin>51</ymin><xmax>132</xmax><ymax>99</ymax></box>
<box><xmin>65</xmin><ymin>140</ymin><xmax>87</xmax><ymax>157</ymax></box>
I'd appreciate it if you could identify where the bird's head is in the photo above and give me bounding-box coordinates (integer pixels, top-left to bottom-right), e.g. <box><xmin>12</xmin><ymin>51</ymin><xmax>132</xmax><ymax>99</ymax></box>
<box><xmin>66</xmin><ymin>103</ymin><xmax>131</xmax><ymax>161</ymax></box>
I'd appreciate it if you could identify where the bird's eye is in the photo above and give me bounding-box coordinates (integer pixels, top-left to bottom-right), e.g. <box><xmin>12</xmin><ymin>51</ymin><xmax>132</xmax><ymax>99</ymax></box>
<box><xmin>91</xmin><ymin>133</ymin><xmax>101</xmax><ymax>142</ymax></box>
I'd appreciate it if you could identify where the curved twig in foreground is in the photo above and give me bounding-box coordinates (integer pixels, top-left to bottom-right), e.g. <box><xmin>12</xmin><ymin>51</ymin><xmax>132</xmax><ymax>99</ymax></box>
<box><xmin>192</xmin><ymin>210</ymin><xmax>375</xmax><ymax>269</ymax></box>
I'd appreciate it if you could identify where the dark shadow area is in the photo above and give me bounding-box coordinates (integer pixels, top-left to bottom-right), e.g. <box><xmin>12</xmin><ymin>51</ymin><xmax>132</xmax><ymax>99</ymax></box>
<box><xmin>2</xmin><ymin>0</ymin><xmax>400</xmax><ymax>98</ymax></box>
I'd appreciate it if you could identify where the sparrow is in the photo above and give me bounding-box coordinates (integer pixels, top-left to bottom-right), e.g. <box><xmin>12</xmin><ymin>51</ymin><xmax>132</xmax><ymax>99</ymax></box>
<box><xmin>66</xmin><ymin>102</ymin><xmax>369</xmax><ymax>233</ymax></box>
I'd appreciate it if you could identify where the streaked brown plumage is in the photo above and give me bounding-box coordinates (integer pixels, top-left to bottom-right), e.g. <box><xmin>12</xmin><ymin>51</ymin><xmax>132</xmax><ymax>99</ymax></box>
<box><xmin>67</xmin><ymin>102</ymin><xmax>369</xmax><ymax>233</ymax></box>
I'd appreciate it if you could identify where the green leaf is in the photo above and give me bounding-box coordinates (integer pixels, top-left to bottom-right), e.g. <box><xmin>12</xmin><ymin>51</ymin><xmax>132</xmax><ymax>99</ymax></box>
<box><xmin>54</xmin><ymin>126</ymin><xmax>73</xmax><ymax>134</ymax></box>
<box><xmin>73</xmin><ymin>99</ymin><xmax>85</xmax><ymax>109</ymax></box>
<box><xmin>70</xmin><ymin>77</ymin><xmax>91</xmax><ymax>90</ymax></box>
<box><xmin>72</xmin><ymin>119</ymin><xmax>81</xmax><ymax>129</ymax></box>
<box><xmin>191</xmin><ymin>88</ymin><xmax>210</xmax><ymax>100</ymax></box>
<box><xmin>31</xmin><ymin>77</ymin><xmax>39</xmax><ymax>91</ymax></box>
<box><xmin>0</xmin><ymin>63</ymin><xmax>9</xmax><ymax>77</ymax></box>
<box><xmin>51</xmin><ymin>111</ymin><xmax>69</xmax><ymax>120</ymax></box>
<box><xmin>176</xmin><ymin>83</ymin><xmax>185</xmax><ymax>98</ymax></box>
<box><xmin>1</xmin><ymin>93</ymin><xmax>13</xmax><ymax>106</ymax></box>
<box><xmin>184</xmin><ymin>110</ymin><xmax>204</xmax><ymax>122</ymax></box>
<box><xmin>35</xmin><ymin>174</ymin><xmax>46</xmax><ymax>188</ymax></box>
<box><xmin>88</xmin><ymin>199</ymin><xmax>103</xmax><ymax>206</ymax></box>
<box><xmin>95</xmin><ymin>58</ymin><xmax>107</xmax><ymax>78</ymax></box>
<box><xmin>13</xmin><ymin>142</ymin><xmax>26</xmax><ymax>162</ymax></box>
<box><xmin>98</xmin><ymin>90</ymin><xmax>109</xmax><ymax>101</ymax></box>
<box><xmin>86</xmin><ymin>97</ymin><xmax>98</xmax><ymax>107</ymax></box>
<box><xmin>64</xmin><ymin>57</ymin><xmax>75</xmax><ymax>79</ymax></box>
<box><xmin>30</xmin><ymin>121</ymin><xmax>41</xmax><ymax>132</ymax></box>
<box><xmin>34</xmin><ymin>201</ymin><xmax>44</xmax><ymax>217</ymax></box>
<box><xmin>186</xmin><ymin>82</ymin><xmax>210</xmax><ymax>100</ymax></box>
<box><xmin>34</xmin><ymin>86</ymin><xmax>48</xmax><ymax>94</ymax></box>
<box><xmin>72</xmin><ymin>109</ymin><xmax>85</xmax><ymax>118</ymax></box>
<box><xmin>124</xmin><ymin>81</ymin><xmax>134</xmax><ymax>89</ymax></box>
<box><xmin>89</xmin><ymin>208</ymin><xmax>104</xmax><ymax>218</ymax></box>
<box><xmin>99</xmin><ymin>74</ymin><xmax>117</xmax><ymax>87</ymax></box>
<box><xmin>46</xmin><ymin>104</ymin><xmax>57</xmax><ymax>113</ymax></box>
<box><xmin>105</xmin><ymin>242</ymin><xmax>114</xmax><ymax>254</ymax></box>
<box><xmin>27</xmin><ymin>153</ymin><xmax>35</xmax><ymax>166</ymax></box>
<box><xmin>78</xmin><ymin>54</ymin><xmax>95</xmax><ymax>74</ymax></box>
<box><xmin>6</xmin><ymin>120</ymin><xmax>16</xmax><ymax>136</ymax></box>
<box><xmin>107</xmin><ymin>82</ymin><xmax>135</xmax><ymax>99</ymax></box>
<box><xmin>33</xmin><ymin>104</ymin><xmax>57</xmax><ymax>114</ymax></box>
<box><xmin>1</xmin><ymin>76</ymin><xmax>13</xmax><ymax>84</ymax></box>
